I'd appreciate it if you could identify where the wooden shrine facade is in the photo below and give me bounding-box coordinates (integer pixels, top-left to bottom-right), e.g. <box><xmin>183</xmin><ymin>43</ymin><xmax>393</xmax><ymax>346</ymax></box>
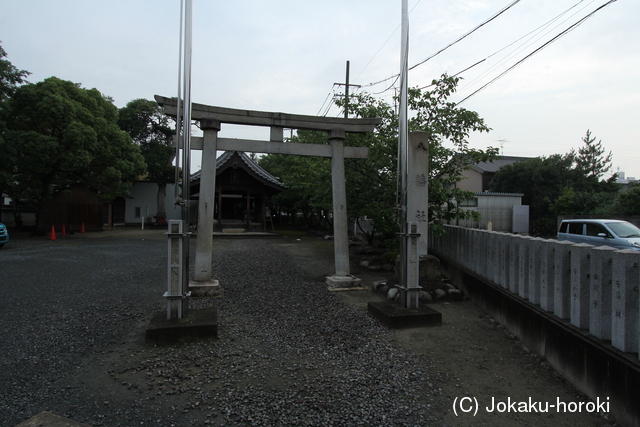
<box><xmin>190</xmin><ymin>151</ymin><xmax>285</xmax><ymax>231</ymax></box>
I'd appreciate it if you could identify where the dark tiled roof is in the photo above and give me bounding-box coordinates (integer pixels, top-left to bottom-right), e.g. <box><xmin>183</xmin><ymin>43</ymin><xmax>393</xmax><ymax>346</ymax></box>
<box><xmin>190</xmin><ymin>151</ymin><xmax>286</xmax><ymax>189</ymax></box>
<box><xmin>472</xmin><ymin>156</ymin><xmax>531</xmax><ymax>173</ymax></box>
<box><xmin>474</xmin><ymin>192</ymin><xmax>524</xmax><ymax>197</ymax></box>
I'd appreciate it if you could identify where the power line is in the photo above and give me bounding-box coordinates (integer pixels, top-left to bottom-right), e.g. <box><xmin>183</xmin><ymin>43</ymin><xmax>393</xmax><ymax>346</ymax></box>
<box><xmin>359</xmin><ymin>0</ymin><xmax>522</xmax><ymax>91</ymax></box>
<box><xmin>456</xmin><ymin>0</ymin><xmax>595</xmax><ymax>97</ymax></box>
<box><xmin>457</xmin><ymin>0</ymin><xmax>618</xmax><ymax>104</ymax></box>
<box><xmin>354</xmin><ymin>0</ymin><xmax>423</xmax><ymax>83</ymax></box>
<box><xmin>408</xmin><ymin>0</ymin><xmax>523</xmax><ymax>71</ymax></box>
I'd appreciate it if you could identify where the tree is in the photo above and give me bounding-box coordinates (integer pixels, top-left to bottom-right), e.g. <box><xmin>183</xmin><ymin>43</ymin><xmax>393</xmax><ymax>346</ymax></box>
<box><xmin>259</xmin><ymin>74</ymin><xmax>497</xmax><ymax>244</ymax></box>
<box><xmin>0</xmin><ymin>43</ymin><xmax>30</xmax><ymax>102</ymax></box>
<box><xmin>574</xmin><ymin>130</ymin><xmax>614</xmax><ymax>180</ymax></box>
<box><xmin>118</xmin><ymin>99</ymin><xmax>175</xmax><ymax>222</ymax></box>
<box><xmin>0</xmin><ymin>43</ymin><xmax>30</xmax><ymax>226</ymax></box>
<box><xmin>2</xmin><ymin>77</ymin><xmax>146</xmax><ymax>232</ymax></box>
<box><xmin>490</xmin><ymin>132</ymin><xmax>619</xmax><ymax>235</ymax></box>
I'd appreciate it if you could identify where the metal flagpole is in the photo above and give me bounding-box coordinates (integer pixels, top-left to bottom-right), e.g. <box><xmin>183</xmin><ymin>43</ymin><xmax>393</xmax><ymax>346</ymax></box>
<box><xmin>398</xmin><ymin>0</ymin><xmax>420</xmax><ymax>309</ymax></box>
<box><xmin>174</xmin><ymin>0</ymin><xmax>184</xmax><ymax>201</ymax></box>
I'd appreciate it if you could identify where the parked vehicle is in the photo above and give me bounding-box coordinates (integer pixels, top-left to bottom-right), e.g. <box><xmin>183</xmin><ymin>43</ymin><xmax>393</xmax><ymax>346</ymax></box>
<box><xmin>0</xmin><ymin>222</ymin><xmax>9</xmax><ymax>248</ymax></box>
<box><xmin>557</xmin><ymin>219</ymin><xmax>640</xmax><ymax>251</ymax></box>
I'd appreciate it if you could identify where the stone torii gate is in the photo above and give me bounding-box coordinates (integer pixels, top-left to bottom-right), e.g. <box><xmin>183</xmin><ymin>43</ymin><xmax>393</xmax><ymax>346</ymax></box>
<box><xmin>155</xmin><ymin>95</ymin><xmax>381</xmax><ymax>290</ymax></box>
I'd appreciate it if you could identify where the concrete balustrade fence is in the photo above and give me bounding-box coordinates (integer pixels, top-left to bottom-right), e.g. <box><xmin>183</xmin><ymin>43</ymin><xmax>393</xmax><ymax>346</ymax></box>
<box><xmin>428</xmin><ymin>225</ymin><xmax>640</xmax><ymax>357</ymax></box>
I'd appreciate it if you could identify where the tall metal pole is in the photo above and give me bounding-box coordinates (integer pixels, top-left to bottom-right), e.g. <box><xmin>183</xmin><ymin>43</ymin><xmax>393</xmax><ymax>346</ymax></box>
<box><xmin>181</xmin><ymin>0</ymin><xmax>193</xmax><ymax>312</ymax></box>
<box><xmin>398</xmin><ymin>0</ymin><xmax>420</xmax><ymax>308</ymax></box>
<box><xmin>399</xmin><ymin>0</ymin><xmax>409</xmax><ymax>223</ymax></box>
<box><xmin>344</xmin><ymin>60</ymin><xmax>350</xmax><ymax>119</ymax></box>
<box><xmin>174</xmin><ymin>0</ymin><xmax>184</xmax><ymax>200</ymax></box>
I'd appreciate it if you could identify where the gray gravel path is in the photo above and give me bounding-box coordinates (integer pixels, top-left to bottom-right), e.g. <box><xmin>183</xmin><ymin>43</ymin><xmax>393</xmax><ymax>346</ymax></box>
<box><xmin>0</xmin><ymin>231</ymin><xmax>445</xmax><ymax>426</ymax></box>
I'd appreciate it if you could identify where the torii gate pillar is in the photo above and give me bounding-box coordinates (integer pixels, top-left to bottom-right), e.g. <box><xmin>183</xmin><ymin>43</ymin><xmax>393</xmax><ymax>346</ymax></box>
<box><xmin>190</xmin><ymin>119</ymin><xmax>222</xmax><ymax>297</ymax></box>
<box><xmin>325</xmin><ymin>129</ymin><xmax>360</xmax><ymax>287</ymax></box>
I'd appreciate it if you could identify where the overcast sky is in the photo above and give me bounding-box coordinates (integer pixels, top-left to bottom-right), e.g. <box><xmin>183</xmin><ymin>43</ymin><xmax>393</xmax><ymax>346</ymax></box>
<box><xmin>1</xmin><ymin>0</ymin><xmax>638</xmax><ymax>178</ymax></box>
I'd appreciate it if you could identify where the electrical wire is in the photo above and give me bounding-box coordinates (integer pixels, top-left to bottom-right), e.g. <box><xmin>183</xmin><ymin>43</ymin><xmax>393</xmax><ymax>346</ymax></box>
<box><xmin>359</xmin><ymin>0</ymin><xmax>522</xmax><ymax>91</ymax></box>
<box><xmin>457</xmin><ymin>0</ymin><xmax>618</xmax><ymax>104</ymax></box>
<box><xmin>456</xmin><ymin>0</ymin><xmax>594</xmax><ymax>97</ymax></box>
<box><xmin>408</xmin><ymin>0</ymin><xmax>523</xmax><ymax>71</ymax></box>
<box><xmin>354</xmin><ymin>0</ymin><xmax>423</xmax><ymax>83</ymax></box>
<box><xmin>316</xmin><ymin>88</ymin><xmax>335</xmax><ymax>116</ymax></box>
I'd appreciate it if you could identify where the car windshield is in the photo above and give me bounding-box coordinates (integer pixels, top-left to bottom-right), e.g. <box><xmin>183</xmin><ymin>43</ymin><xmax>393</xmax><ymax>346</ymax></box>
<box><xmin>606</xmin><ymin>222</ymin><xmax>640</xmax><ymax>238</ymax></box>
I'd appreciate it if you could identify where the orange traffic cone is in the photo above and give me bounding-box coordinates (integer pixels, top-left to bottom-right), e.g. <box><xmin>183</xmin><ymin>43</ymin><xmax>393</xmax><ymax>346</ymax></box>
<box><xmin>49</xmin><ymin>225</ymin><xmax>57</xmax><ymax>240</ymax></box>
<box><xmin>61</xmin><ymin>224</ymin><xmax>67</xmax><ymax>236</ymax></box>
<box><xmin>80</xmin><ymin>222</ymin><xmax>86</xmax><ymax>234</ymax></box>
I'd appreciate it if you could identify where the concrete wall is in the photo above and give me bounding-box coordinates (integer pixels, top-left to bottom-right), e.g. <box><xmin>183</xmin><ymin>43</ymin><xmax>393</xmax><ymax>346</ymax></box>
<box><xmin>454</xmin><ymin>193</ymin><xmax>524</xmax><ymax>232</ymax></box>
<box><xmin>429</xmin><ymin>225</ymin><xmax>640</xmax><ymax>427</ymax></box>
<box><xmin>125</xmin><ymin>182</ymin><xmax>182</xmax><ymax>225</ymax></box>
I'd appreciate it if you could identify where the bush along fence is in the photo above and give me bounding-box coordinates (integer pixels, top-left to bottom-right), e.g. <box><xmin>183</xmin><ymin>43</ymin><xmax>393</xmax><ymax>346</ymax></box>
<box><xmin>428</xmin><ymin>225</ymin><xmax>640</xmax><ymax>357</ymax></box>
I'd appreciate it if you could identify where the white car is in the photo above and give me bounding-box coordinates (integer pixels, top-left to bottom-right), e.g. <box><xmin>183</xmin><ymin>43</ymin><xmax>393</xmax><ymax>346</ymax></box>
<box><xmin>557</xmin><ymin>219</ymin><xmax>640</xmax><ymax>251</ymax></box>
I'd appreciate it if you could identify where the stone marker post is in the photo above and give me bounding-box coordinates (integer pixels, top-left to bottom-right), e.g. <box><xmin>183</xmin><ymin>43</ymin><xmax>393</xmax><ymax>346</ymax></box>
<box><xmin>589</xmin><ymin>245</ymin><xmax>615</xmax><ymax>340</ymax></box>
<box><xmin>166</xmin><ymin>220</ymin><xmax>189</xmax><ymax>319</ymax></box>
<box><xmin>539</xmin><ymin>239</ymin><xmax>555</xmax><ymax>312</ymax></box>
<box><xmin>407</xmin><ymin>132</ymin><xmax>429</xmax><ymax>256</ymax></box>
<box><xmin>611</xmin><ymin>249</ymin><xmax>639</xmax><ymax>353</ymax></box>
<box><xmin>570</xmin><ymin>243</ymin><xmax>593</xmax><ymax>329</ymax></box>
<box><xmin>553</xmin><ymin>240</ymin><xmax>574</xmax><ymax>320</ymax></box>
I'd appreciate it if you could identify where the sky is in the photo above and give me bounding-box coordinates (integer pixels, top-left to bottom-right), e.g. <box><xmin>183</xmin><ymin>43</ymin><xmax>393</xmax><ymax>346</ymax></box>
<box><xmin>1</xmin><ymin>0</ymin><xmax>638</xmax><ymax>179</ymax></box>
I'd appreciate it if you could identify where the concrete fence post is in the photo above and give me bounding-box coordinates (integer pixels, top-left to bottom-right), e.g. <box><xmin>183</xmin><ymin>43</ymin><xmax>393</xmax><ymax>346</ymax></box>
<box><xmin>500</xmin><ymin>235</ymin><xmax>511</xmax><ymax>289</ymax></box>
<box><xmin>570</xmin><ymin>243</ymin><xmax>593</xmax><ymax>329</ymax></box>
<box><xmin>554</xmin><ymin>240</ymin><xmax>574</xmax><ymax>320</ymax></box>
<box><xmin>508</xmin><ymin>236</ymin><xmax>520</xmax><ymax>294</ymax></box>
<box><xmin>539</xmin><ymin>239</ymin><xmax>556</xmax><ymax>312</ymax></box>
<box><xmin>462</xmin><ymin>228</ymin><xmax>471</xmax><ymax>270</ymax></box>
<box><xmin>589</xmin><ymin>245</ymin><xmax>615</xmax><ymax>340</ymax></box>
<box><xmin>611</xmin><ymin>249</ymin><xmax>640</xmax><ymax>353</ymax></box>
<box><xmin>518</xmin><ymin>236</ymin><xmax>534</xmax><ymax>300</ymax></box>
<box><xmin>487</xmin><ymin>231</ymin><xmax>498</xmax><ymax>283</ymax></box>
<box><xmin>528</xmin><ymin>238</ymin><xmax>542</xmax><ymax>305</ymax></box>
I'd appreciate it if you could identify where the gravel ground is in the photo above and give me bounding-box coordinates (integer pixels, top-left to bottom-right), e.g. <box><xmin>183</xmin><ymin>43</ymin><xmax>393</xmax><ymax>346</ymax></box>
<box><xmin>0</xmin><ymin>230</ymin><xmax>445</xmax><ymax>426</ymax></box>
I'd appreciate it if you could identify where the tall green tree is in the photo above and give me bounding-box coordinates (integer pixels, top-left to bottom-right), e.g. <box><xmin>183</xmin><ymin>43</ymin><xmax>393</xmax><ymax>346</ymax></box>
<box><xmin>490</xmin><ymin>131</ymin><xmax>619</xmax><ymax>235</ymax></box>
<box><xmin>2</xmin><ymin>77</ymin><xmax>146</xmax><ymax>232</ymax></box>
<box><xmin>260</xmin><ymin>74</ymin><xmax>497</xmax><ymax>243</ymax></box>
<box><xmin>574</xmin><ymin>130</ymin><xmax>614</xmax><ymax>180</ymax></box>
<box><xmin>118</xmin><ymin>99</ymin><xmax>175</xmax><ymax>221</ymax></box>
<box><xmin>0</xmin><ymin>43</ymin><xmax>29</xmax><ymax>102</ymax></box>
<box><xmin>0</xmin><ymin>43</ymin><xmax>30</xmax><ymax>225</ymax></box>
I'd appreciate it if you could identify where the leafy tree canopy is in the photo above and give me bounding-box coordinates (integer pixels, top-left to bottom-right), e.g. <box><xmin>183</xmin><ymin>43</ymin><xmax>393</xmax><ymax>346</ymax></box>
<box><xmin>2</xmin><ymin>76</ymin><xmax>146</xmax><ymax>231</ymax></box>
<box><xmin>490</xmin><ymin>131</ymin><xmax>619</xmax><ymax>235</ymax></box>
<box><xmin>259</xmin><ymin>74</ymin><xmax>497</xmax><ymax>242</ymax></box>
<box><xmin>118</xmin><ymin>98</ymin><xmax>175</xmax><ymax>184</ymax></box>
<box><xmin>118</xmin><ymin>98</ymin><xmax>175</xmax><ymax>220</ymax></box>
<box><xmin>0</xmin><ymin>43</ymin><xmax>30</xmax><ymax>102</ymax></box>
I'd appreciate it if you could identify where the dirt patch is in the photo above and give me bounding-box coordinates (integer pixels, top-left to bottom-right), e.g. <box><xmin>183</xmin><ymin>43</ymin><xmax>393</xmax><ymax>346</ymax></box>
<box><xmin>273</xmin><ymin>234</ymin><xmax>616</xmax><ymax>426</ymax></box>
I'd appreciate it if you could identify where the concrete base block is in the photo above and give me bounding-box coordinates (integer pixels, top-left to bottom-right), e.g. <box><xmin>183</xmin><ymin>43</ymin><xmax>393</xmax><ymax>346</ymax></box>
<box><xmin>368</xmin><ymin>301</ymin><xmax>442</xmax><ymax>329</ymax></box>
<box><xmin>145</xmin><ymin>308</ymin><xmax>218</xmax><ymax>345</ymax></box>
<box><xmin>16</xmin><ymin>411</ymin><xmax>91</xmax><ymax>427</ymax></box>
<box><xmin>325</xmin><ymin>275</ymin><xmax>361</xmax><ymax>288</ymax></box>
<box><xmin>189</xmin><ymin>279</ymin><xmax>223</xmax><ymax>297</ymax></box>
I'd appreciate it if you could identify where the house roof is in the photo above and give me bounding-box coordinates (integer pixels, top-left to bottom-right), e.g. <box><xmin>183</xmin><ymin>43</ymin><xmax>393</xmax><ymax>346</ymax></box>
<box><xmin>471</xmin><ymin>156</ymin><xmax>531</xmax><ymax>173</ymax></box>
<box><xmin>190</xmin><ymin>151</ymin><xmax>286</xmax><ymax>191</ymax></box>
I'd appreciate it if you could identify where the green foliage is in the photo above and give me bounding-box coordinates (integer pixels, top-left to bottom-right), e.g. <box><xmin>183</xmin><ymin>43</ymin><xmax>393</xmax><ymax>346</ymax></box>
<box><xmin>490</xmin><ymin>131</ymin><xmax>620</xmax><ymax>235</ymax></box>
<box><xmin>118</xmin><ymin>98</ymin><xmax>175</xmax><ymax>185</ymax></box>
<box><xmin>259</xmin><ymin>74</ymin><xmax>496</xmax><ymax>242</ymax></box>
<box><xmin>0</xmin><ymin>44</ymin><xmax>30</xmax><ymax>202</ymax></box>
<box><xmin>0</xmin><ymin>43</ymin><xmax>30</xmax><ymax>102</ymax></box>
<box><xmin>573</xmin><ymin>130</ymin><xmax>614</xmax><ymax>180</ymax></box>
<box><xmin>2</xmin><ymin>77</ymin><xmax>145</xmax><ymax>231</ymax></box>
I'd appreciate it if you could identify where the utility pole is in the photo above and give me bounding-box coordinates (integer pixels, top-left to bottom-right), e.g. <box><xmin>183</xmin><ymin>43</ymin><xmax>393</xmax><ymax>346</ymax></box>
<box><xmin>334</xmin><ymin>60</ymin><xmax>361</xmax><ymax>118</ymax></box>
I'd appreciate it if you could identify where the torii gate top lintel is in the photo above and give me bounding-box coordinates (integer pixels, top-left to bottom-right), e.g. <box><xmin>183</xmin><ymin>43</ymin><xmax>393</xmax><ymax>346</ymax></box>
<box><xmin>155</xmin><ymin>95</ymin><xmax>381</xmax><ymax>134</ymax></box>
